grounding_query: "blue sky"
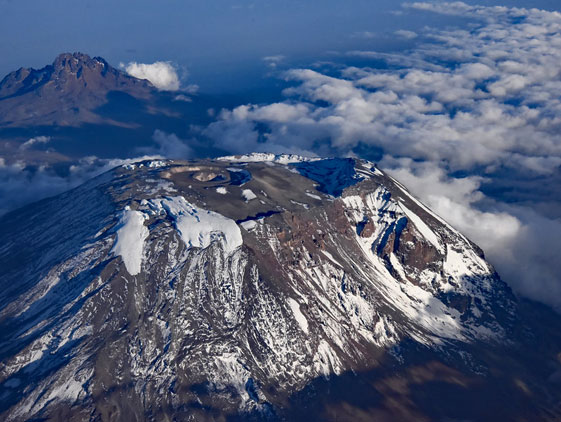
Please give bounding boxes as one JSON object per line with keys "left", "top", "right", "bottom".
{"left": 0, "top": 0, "right": 409, "bottom": 91}
{"left": 1, "top": 0, "right": 558, "bottom": 92}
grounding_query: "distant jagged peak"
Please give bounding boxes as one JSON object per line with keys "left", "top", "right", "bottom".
{"left": 0, "top": 51, "right": 156, "bottom": 126}
{"left": 51, "top": 52, "right": 109, "bottom": 73}
{"left": 0, "top": 51, "right": 145, "bottom": 94}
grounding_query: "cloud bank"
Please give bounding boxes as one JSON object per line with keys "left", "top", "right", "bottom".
{"left": 122, "top": 61, "right": 181, "bottom": 91}
{"left": 0, "top": 130, "right": 197, "bottom": 215}
{"left": 202, "top": 2, "right": 561, "bottom": 310}
{"left": 0, "top": 156, "right": 158, "bottom": 217}
{"left": 381, "top": 158, "right": 561, "bottom": 309}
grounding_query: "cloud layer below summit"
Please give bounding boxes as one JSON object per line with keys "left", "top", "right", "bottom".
{"left": 206, "top": 2, "right": 561, "bottom": 174}
{"left": 200, "top": 2, "right": 561, "bottom": 309}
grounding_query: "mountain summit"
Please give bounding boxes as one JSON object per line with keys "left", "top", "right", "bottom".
{"left": 0, "top": 52, "right": 154, "bottom": 127}
{"left": 1, "top": 154, "right": 560, "bottom": 421}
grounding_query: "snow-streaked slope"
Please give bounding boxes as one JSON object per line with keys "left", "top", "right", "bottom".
{"left": 148, "top": 196, "right": 242, "bottom": 255}
{"left": 0, "top": 156, "right": 528, "bottom": 422}
{"left": 111, "top": 207, "right": 149, "bottom": 275}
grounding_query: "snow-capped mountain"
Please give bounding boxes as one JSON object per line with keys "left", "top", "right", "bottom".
{"left": 1, "top": 155, "right": 560, "bottom": 421}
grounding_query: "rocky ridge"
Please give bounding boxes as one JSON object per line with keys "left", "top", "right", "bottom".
{"left": 0, "top": 52, "right": 154, "bottom": 127}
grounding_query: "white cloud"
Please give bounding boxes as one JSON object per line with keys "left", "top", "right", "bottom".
{"left": 202, "top": 2, "right": 561, "bottom": 309}
{"left": 172, "top": 85, "right": 199, "bottom": 102}
{"left": 0, "top": 156, "right": 156, "bottom": 216}
{"left": 394, "top": 29, "right": 418, "bottom": 39}
{"left": 121, "top": 61, "right": 181, "bottom": 91}
{"left": 146, "top": 130, "right": 193, "bottom": 158}
{"left": 19, "top": 136, "right": 51, "bottom": 150}
{"left": 174, "top": 94, "right": 192, "bottom": 102}
{"left": 263, "top": 55, "right": 286, "bottom": 69}
{"left": 382, "top": 157, "right": 561, "bottom": 311}
{"left": 404, "top": 1, "right": 526, "bottom": 22}
{"left": 207, "top": 3, "right": 561, "bottom": 175}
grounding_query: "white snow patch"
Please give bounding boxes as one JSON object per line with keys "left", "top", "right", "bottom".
{"left": 314, "top": 340, "right": 341, "bottom": 376}
{"left": 212, "top": 351, "right": 253, "bottom": 403}
{"left": 122, "top": 159, "right": 168, "bottom": 171}
{"left": 112, "top": 207, "right": 149, "bottom": 275}
{"left": 153, "top": 196, "right": 242, "bottom": 254}
{"left": 373, "top": 315, "right": 398, "bottom": 347}
{"left": 242, "top": 189, "right": 257, "bottom": 201}
{"left": 147, "top": 160, "right": 167, "bottom": 168}
{"left": 240, "top": 220, "right": 258, "bottom": 231}
{"left": 42, "top": 364, "right": 92, "bottom": 407}
{"left": 305, "top": 192, "right": 322, "bottom": 200}
{"left": 218, "top": 153, "right": 320, "bottom": 164}
{"left": 290, "top": 200, "right": 310, "bottom": 209}
{"left": 389, "top": 253, "right": 408, "bottom": 281}
{"left": 443, "top": 248, "right": 479, "bottom": 278}
{"left": 399, "top": 202, "right": 444, "bottom": 253}
{"left": 288, "top": 298, "right": 309, "bottom": 334}
{"left": 216, "top": 187, "right": 228, "bottom": 194}
{"left": 362, "top": 162, "right": 384, "bottom": 176}
{"left": 321, "top": 250, "right": 342, "bottom": 268}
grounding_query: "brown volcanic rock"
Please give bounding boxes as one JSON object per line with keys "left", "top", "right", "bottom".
{"left": 0, "top": 52, "right": 155, "bottom": 127}
{"left": 0, "top": 155, "right": 560, "bottom": 422}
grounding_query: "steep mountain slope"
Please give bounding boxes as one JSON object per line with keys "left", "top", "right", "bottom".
{"left": 0, "top": 52, "right": 233, "bottom": 162}
{"left": 0, "top": 52, "right": 155, "bottom": 127}
{"left": 0, "top": 154, "right": 560, "bottom": 421}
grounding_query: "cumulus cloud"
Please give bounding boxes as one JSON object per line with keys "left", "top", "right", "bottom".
{"left": 394, "top": 29, "right": 418, "bottom": 39}
{"left": 405, "top": 1, "right": 530, "bottom": 22}
{"left": 19, "top": 136, "right": 51, "bottom": 150}
{"left": 202, "top": 2, "right": 561, "bottom": 309}
{"left": 121, "top": 61, "right": 181, "bottom": 91}
{"left": 173, "top": 85, "right": 200, "bottom": 102}
{"left": 263, "top": 55, "right": 286, "bottom": 69}
{"left": 173, "top": 94, "right": 192, "bottom": 103}
{"left": 381, "top": 158, "right": 561, "bottom": 311}
{"left": 207, "top": 3, "right": 561, "bottom": 176}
